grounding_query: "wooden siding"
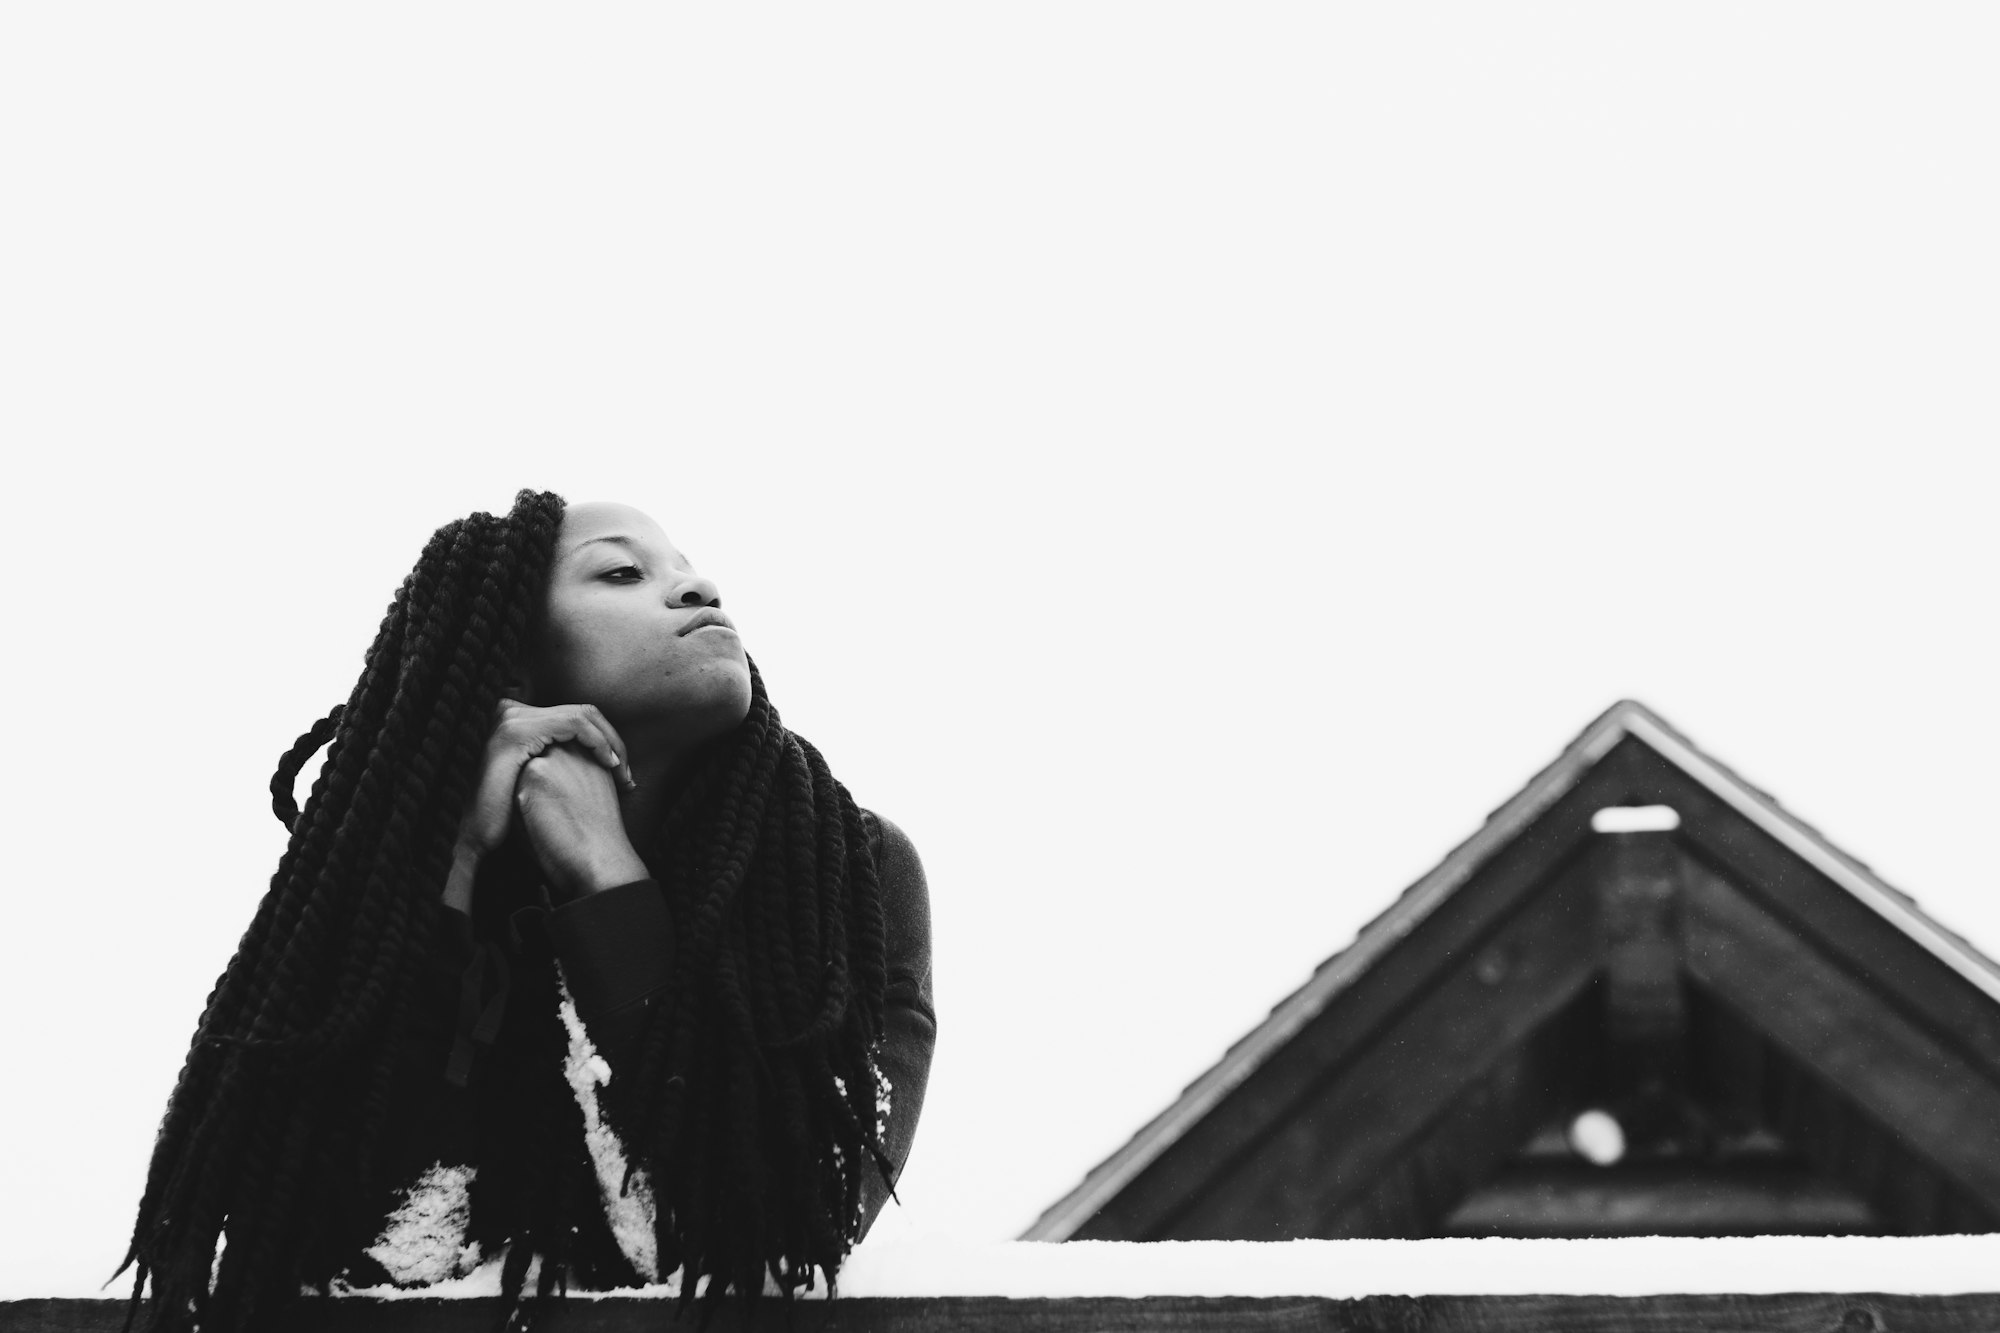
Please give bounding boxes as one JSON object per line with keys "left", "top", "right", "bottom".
{"left": 1680, "top": 857, "right": 2000, "bottom": 1220}
{"left": 1144, "top": 860, "right": 1600, "bottom": 1239}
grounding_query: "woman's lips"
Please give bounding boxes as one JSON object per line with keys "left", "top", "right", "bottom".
{"left": 677, "top": 608, "right": 738, "bottom": 636}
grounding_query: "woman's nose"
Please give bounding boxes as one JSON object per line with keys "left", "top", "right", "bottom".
{"left": 668, "top": 572, "right": 722, "bottom": 608}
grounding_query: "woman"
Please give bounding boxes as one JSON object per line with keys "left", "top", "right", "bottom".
{"left": 116, "top": 490, "right": 935, "bottom": 1331}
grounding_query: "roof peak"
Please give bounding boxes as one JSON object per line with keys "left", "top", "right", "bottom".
{"left": 1023, "top": 699, "right": 2000, "bottom": 1242}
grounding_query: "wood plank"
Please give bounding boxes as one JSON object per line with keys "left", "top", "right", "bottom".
{"left": 1074, "top": 745, "right": 1648, "bottom": 1240}
{"left": 1679, "top": 861, "right": 2000, "bottom": 1215}
{"left": 1444, "top": 1161, "right": 1877, "bottom": 1237}
{"left": 1596, "top": 832, "right": 1689, "bottom": 1147}
{"left": 1683, "top": 985, "right": 1983, "bottom": 1233}
{"left": 1598, "top": 832, "right": 1686, "bottom": 1047}
{"left": 1323, "top": 989, "right": 1599, "bottom": 1237}
{"left": 19, "top": 1294, "right": 2000, "bottom": 1333}
{"left": 1684, "top": 979, "right": 1770, "bottom": 1134}
{"left": 1156, "top": 865, "right": 1600, "bottom": 1239}
{"left": 1620, "top": 744, "right": 2000, "bottom": 1081}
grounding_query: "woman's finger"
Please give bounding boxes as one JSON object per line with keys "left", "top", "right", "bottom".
{"left": 577, "top": 703, "right": 638, "bottom": 791}
{"left": 562, "top": 703, "right": 624, "bottom": 775}
{"left": 497, "top": 708, "right": 602, "bottom": 761}
{"left": 463, "top": 706, "right": 605, "bottom": 848}
{"left": 454, "top": 698, "right": 639, "bottom": 885}
{"left": 493, "top": 701, "right": 635, "bottom": 790}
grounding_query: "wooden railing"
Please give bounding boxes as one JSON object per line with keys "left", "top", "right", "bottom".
{"left": 15, "top": 1236, "right": 2000, "bottom": 1331}
{"left": 11, "top": 1293, "right": 2000, "bottom": 1331}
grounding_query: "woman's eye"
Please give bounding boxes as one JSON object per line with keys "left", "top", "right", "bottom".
{"left": 602, "top": 565, "right": 644, "bottom": 583}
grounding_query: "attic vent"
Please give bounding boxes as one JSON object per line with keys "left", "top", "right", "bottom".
{"left": 1567, "top": 1108, "right": 1627, "bottom": 1166}
{"left": 1591, "top": 805, "right": 1681, "bottom": 833}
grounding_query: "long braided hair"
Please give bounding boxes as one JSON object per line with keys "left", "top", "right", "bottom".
{"left": 116, "top": 489, "right": 893, "bottom": 1331}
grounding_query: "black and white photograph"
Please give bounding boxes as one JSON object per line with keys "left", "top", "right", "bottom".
{"left": 2, "top": 6, "right": 1996, "bottom": 1330}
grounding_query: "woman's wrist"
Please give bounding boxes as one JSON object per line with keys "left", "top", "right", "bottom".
{"left": 560, "top": 840, "right": 651, "bottom": 900}
{"left": 442, "top": 842, "right": 482, "bottom": 916}
{"left": 444, "top": 834, "right": 646, "bottom": 912}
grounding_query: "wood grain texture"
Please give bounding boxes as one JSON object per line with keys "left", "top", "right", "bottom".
{"left": 15, "top": 1294, "right": 2000, "bottom": 1332}
{"left": 1155, "top": 864, "right": 1600, "bottom": 1239}
{"left": 1444, "top": 1161, "right": 1876, "bottom": 1236}
{"left": 1679, "top": 860, "right": 2000, "bottom": 1216}
{"left": 1619, "top": 745, "right": 2000, "bottom": 1082}
{"left": 1326, "top": 988, "right": 1599, "bottom": 1237}
{"left": 1679, "top": 979, "right": 1982, "bottom": 1233}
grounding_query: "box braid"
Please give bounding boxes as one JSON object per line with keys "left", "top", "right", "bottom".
{"left": 116, "top": 489, "right": 894, "bottom": 1332}
{"left": 595, "top": 665, "right": 896, "bottom": 1324}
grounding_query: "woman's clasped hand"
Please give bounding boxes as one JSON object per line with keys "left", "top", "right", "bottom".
{"left": 446, "top": 698, "right": 648, "bottom": 911}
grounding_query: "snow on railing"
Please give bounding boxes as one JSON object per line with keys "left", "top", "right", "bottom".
{"left": 31, "top": 1236, "right": 2000, "bottom": 1306}
{"left": 191, "top": 1235, "right": 2000, "bottom": 1302}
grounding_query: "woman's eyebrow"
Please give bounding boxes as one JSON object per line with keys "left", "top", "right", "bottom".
{"left": 565, "top": 534, "right": 644, "bottom": 560}
{"left": 565, "top": 534, "right": 695, "bottom": 572}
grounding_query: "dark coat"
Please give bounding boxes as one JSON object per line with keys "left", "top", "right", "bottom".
{"left": 332, "top": 807, "right": 935, "bottom": 1288}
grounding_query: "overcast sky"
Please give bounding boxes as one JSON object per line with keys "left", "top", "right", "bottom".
{"left": 3, "top": 3, "right": 1995, "bottom": 1297}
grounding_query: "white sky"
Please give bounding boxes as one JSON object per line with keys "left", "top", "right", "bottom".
{"left": 2, "top": 2, "right": 1995, "bottom": 1298}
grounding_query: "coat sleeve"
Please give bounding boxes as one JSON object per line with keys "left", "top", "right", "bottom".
{"left": 544, "top": 878, "right": 676, "bottom": 1073}
{"left": 856, "top": 812, "right": 937, "bottom": 1239}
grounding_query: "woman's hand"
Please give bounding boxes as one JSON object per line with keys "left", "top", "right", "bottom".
{"left": 443, "top": 699, "right": 639, "bottom": 913}
{"left": 512, "top": 744, "right": 651, "bottom": 902}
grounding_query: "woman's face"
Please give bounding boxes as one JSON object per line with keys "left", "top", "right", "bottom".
{"left": 524, "top": 501, "right": 753, "bottom": 751}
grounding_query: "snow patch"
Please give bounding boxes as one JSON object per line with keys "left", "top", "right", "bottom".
{"left": 363, "top": 1164, "right": 481, "bottom": 1286}
{"left": 837, "top": 1061, "right": 895, "bottom": 1145}
{"left": 556, "top": 970, "right": 660, "bottom": 1282}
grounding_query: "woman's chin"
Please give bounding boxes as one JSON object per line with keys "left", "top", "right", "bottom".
{"left": 655, "top": 666, "right": 754, "bottom": 742}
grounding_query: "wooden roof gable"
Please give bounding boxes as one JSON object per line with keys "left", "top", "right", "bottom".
{"left": 1024, "top": 700, "right": 2000, "bottom": 1242}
